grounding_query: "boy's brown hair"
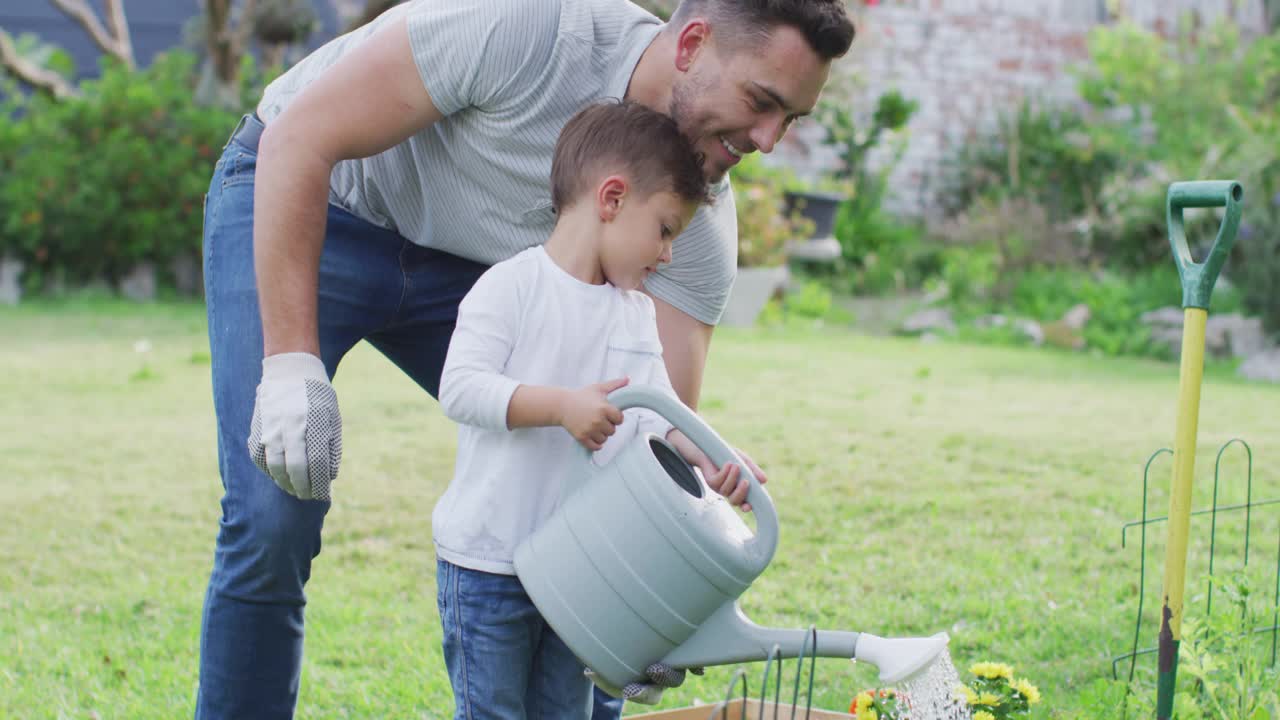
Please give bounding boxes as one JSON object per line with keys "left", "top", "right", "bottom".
{"left": 550, "top": 100, "right": 711, "bottom": 215}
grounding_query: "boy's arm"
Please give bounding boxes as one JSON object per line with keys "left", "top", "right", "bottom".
{"left": 439, "top": 268, "right": 626, "bottom": 448}
{"left": 437, "top": 272, "right": 577, "bottom": 431}
{"left": 438, "top": 270, "right": 524, "bottom": 431}
{"left": 505, "top": 386, "right": 568, "bottom": 428}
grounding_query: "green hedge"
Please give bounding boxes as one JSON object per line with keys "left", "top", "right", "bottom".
{"left": 0, "top": 52, "right": 250, "bottom": 293}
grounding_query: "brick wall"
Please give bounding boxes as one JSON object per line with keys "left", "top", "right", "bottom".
{"left": 774, "top": 0, "right": 1268, "bottom": 216}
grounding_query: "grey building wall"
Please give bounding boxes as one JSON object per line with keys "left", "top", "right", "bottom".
{"left": 774, "top": 0, "right": 1268, "bottom": 216}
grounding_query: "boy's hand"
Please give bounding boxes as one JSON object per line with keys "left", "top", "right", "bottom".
{"left": 559, "top": 377, "right": 629, "bottom": 450}
{"left": 666, "top": 430, "right": 768, "bottom": 512}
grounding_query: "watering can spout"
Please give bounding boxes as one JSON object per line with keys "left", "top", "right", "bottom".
{"left": 853, "top": 631, "right": 951, "bottom": 684}
{"left": 659, "top": 601, "right": 949, "bottom": 685}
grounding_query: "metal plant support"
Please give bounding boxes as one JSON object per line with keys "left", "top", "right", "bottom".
{"left": 708, "top": 626, "right": 821, "bottom": 720}
{"left": 1112, "top": 438, "right": 1280, "bottom": 708}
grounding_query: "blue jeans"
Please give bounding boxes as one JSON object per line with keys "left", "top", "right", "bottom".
{"left": 437, "top": 559, "right": 594, "bottom": 719}
{"left": 196, "top": 114, "right": 491, "bottom": 719}
{"left": 591, "top": 689, "right": 624, "bottom": 720}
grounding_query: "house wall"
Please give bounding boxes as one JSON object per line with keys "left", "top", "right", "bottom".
{"left": 0, "top": 0, "right": 346, "bottom": 80}
{"left": 775, "top": 0, "right": 1268, "bottom": 216}
{"left": 0, "top": 1, "right": 200, "bottom": 78}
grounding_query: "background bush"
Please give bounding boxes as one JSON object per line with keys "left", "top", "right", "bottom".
{"left": 1074, "top": 20, "right": 1279, "bottom": 327}
{"left": 0, "top": 50, "right": 266, "bottom": 293}
{"left": 933, "top": 17, "right": 1279, "bottom": 347}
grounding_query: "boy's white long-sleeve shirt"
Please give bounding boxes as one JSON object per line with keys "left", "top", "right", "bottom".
{"left": 434, "top": 246, "right": 678, "bottom": 575}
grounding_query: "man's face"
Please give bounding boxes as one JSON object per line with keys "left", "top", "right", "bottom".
{"left": 670, "top": 24, "right": 831, "bottom": 183}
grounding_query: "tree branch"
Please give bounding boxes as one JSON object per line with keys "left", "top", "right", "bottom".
{"left": 0, "top": 29, "right": 79, "bottom": 99}
{"left": 205, "top": 0, "right": 255, "bottom": 84}
{"left": 48, "top": 0, "right": 134, "bottom": 69}
{"left": 231, "top": 0, "right": 257, "bottom": 55}
{"left": 104, "top": 0, "right": 135, "bottom": 68}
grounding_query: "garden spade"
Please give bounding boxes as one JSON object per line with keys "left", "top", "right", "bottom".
{"left": 1155, "top": 180, "right": 1243, "bottom": 720}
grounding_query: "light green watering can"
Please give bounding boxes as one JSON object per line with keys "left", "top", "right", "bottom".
{"left": 513, "top": 385, "right": 950, "bottom": 692}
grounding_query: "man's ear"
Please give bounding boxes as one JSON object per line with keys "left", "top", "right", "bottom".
{"left": 674, "top": 19, "right": 710, "bottom": 72}
{"left": 596, "top": 175, "right": 629, "bottom": 222}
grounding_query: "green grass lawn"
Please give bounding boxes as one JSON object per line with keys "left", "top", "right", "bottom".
{"left": 2, "top": 299, "right": 1278, "bottom": 719}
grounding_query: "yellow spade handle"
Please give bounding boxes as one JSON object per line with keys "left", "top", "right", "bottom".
{"left": 1158, "top": 308, "right": 1207, "bottom": 646}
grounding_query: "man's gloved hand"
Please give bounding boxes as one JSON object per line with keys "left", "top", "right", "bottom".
{"left": 247, "top": 352, "right": 342, "bottom": 501}
{"left": 586, "top": 662, "right": 704, "bottom": 705}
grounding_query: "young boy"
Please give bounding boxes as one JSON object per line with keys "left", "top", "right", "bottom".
{"left": 432, "top": 100, "right": 743, "bottom": 718}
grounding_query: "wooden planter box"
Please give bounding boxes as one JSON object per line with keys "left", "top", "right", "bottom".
{"left": 630, "top": 698, "right": 854, "bottom": 719}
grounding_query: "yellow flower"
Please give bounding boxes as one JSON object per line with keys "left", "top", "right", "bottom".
{"left": 855, "top": 692, "right": 874, "bottom": 715}
{"left": 864, "top": 710, "right": 878, "bottom": 720}
{"left": 977, "top": 692, "right": 1001, "bottom": 706}
{"left": 970, "top": 662, "right": 1014, "bottom": 680}
{"left": 1014, "top": 677, "right": 1042, "bottom": 704}
{"left": 973, "top": 712, "right": 996, "bottom": 720}
{"left": 956, "top": 684, "right": 978, "bottom": 705}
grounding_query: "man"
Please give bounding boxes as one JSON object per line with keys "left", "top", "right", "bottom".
{"left": 196, "top": 1, "right": 854, "bottom": 718}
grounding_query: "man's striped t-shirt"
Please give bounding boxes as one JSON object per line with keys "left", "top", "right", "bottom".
{"left": 257, "top": 0, "right": 738, "bottom": 325}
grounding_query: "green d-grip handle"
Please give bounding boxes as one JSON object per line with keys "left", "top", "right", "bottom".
{"left": 1166, "top": 181, "right": 1244, "bottom": 310}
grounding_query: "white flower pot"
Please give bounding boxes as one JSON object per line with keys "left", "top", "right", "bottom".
{"left": 721, "top": 265, "right": 788, "bottom": 327}
{"left": 118, "top": 262, "right": 157, "bottom": 302}
{"left": 0, "top": 255, "right": 24, "bottom": 305}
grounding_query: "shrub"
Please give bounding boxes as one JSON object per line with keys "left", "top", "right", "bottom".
{"left": 1, "top": 49, "right": 272, "bottom": 294}
{"left": 931, "top": 195, "right": 1084, "bottom": 303}
{"left": 936, "top": 18, "right": 1279, "bottom": 335}
{"left": 1077, "top": 19, "right": 1280, "bottom": 319}
{"left": 729, "top": 153, "right": 811, "bottom": 267}
{"left": 948, "top": 263, "right": 1246, "bottom": 359}
{"left": 1122, "top": 573, "right": 1280, "bottom": 720}
{"left": 937, "top": 97, "right": 1120, "bottom": 231}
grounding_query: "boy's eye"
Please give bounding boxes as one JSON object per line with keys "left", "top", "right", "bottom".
{"left": 751, "top": 96, "right": 772, "bottom": 113}
{"left": 661, "top": 225, "right": 673, "bottom": 237}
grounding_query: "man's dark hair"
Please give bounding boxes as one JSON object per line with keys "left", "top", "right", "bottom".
{"left": 669, "top": 0, "right": 856, "bottom": 60}
{"left": 550, "top": 100, "right": 710, "bottom": 214}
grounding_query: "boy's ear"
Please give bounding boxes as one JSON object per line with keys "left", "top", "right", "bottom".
{"left": 596, "top": 175, "right": 629, "bottom": 222}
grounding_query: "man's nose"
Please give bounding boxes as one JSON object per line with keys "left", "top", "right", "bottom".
{"left": 748, "top": 116, "right": 785, "bottom": 154}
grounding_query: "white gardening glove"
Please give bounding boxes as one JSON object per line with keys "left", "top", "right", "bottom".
{"left": 246, "top": 352, "right": 342, "bottom": 501}
{"left": 586, "top": 662, "right": 704, "bottom": 705}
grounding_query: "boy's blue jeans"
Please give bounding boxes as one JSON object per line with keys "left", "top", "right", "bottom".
{"left": 196, "top": 114, "right": 625, "bottom": 719}
{"left": 437, "top": 558, "right": 593, "bottom": 718}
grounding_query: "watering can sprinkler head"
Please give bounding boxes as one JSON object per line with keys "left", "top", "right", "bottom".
{"left": 854, "top": 631, "right": 951, "bottom": 684}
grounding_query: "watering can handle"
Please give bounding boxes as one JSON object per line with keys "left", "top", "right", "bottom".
{"left": 604, "top": 384, "right": 780, "bottom": 571}
{"left": 1166, "top": 181, "right": 1243, "bottom": 310}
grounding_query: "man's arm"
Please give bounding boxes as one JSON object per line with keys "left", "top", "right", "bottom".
{"left": 650, "top": 295, "right": 714, "bottom": 409}
{"left": 254, "top": 16, "right": 443, "bottom": 356}
{"left": 649, "top": 293, "right": 770, "bottom": 500}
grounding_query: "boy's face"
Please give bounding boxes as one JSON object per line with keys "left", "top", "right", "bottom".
{"left": 670, "top": 23, "right": 831, "bottom": 183}
{"left": 599, "top": 186, "right": 696, "bottom": 291}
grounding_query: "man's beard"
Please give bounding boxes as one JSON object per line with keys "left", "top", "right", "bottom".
{"left": 669, "top": 73, "right": 723, "bottom": 183}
